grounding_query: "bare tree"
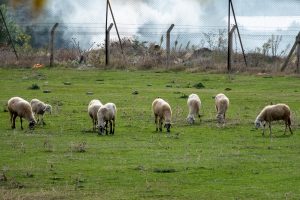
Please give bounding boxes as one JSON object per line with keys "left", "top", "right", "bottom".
{"left": 271, "top": 35, "right": 282, "bottom": 57}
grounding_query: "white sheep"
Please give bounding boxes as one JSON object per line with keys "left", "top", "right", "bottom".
{"left": 88, "top": 99, "right": 103, "bottom": 131}
{"left": 255, "top": 103, "right": 293, "bottom": 136}
{"left": 97, "top": 103, "right": 117, "bottom": 135}
{"left": 215, "top": 93, "right": 229, "bottom": 124}
{"left": 187, "top": 93, "right": 201, "bottom": 124}
{"left": 30, "top": 98, "right": 52, "bottom": 125}
{"left": 7, "top": 97, "right": 36, "bottom": 130}
{"left": 152, "top": 98, "right": 172, "bottom": 132}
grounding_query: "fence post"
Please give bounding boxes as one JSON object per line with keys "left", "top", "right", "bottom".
{"left": 166, "top": 24, "right": 174, "bottom": 68}
{"left": 50, "top": 23, "right": 59, "bottom": 67}
{"left": 0, "top": 8, "right": 18, "bottom": 60}
{"left": 105, "top": 23, "right": 114, "bottom": 66}
{"left": 228, "top": 25, "right": 237, "bottom": 72}
{"left": 281, "top": 32, "right": 300, "bottom": 72}
{"left": 228, "top": 0, "right": 247, "bottom": 68}
{"left": 297, "top": 38, "right": 300, "bottom": 73}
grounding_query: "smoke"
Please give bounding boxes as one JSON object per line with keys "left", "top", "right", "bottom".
{"left": 7, "top": 0, "right": 300, "bottom": 49}
{"left": 40, "top": 0, "right": 224, "bottom": 48}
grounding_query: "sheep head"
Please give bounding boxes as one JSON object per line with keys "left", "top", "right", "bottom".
{"left": 98, "top": 122, "right": 106, "bottom": 135}
{"left": 254, "top": 119, "right": 264, "bottom": 129}
{"left": 29, "top": 120, "right": 36, "bottom": 130}
{"left": 187, "top": 115, "right": 195, "bottom": 124}
{"left": 164, "top": 123, "right": 171, "bottom": 132}
{"left": 44, "top": 104, "right": 52, "bottom": 114}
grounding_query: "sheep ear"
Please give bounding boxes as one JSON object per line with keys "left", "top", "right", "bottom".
{"left": 43, "top": 107, "right": 47, "bottom": 111}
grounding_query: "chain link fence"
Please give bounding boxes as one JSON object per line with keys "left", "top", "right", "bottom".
{"left": 1, "top": 0, "right": 300, "bottom": 72}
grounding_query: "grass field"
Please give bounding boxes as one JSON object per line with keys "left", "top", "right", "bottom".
{"left": 0, "top": 68, "right": 300, "bottom": 200}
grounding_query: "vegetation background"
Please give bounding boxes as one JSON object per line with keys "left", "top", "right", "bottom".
{"left": 0, "top": 68, "right": 299, "bottom": 199}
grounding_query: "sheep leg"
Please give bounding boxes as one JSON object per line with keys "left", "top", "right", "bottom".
{"left": 109, "top": 120, "right": 113, "bottom": 134}
{"left": 41, "top": 116, "right": 46, "bottom": 125}
{"left": 9, "top": 112, "right": 13, "bottom": 127}
{"left": 154, "top": 115, "right": 158, "bottom": 132}
{"left": 159, "top": 118, "right": 163, "bottom": 132}
{"left": 95, "top": 120, "right": 98, "bottom": 132}
{"left": 105, "top": 121, "right": 108, "bottom": 135}
{"left": 20, "top": 117, "right": 23, "bottom": 130}
{"left": 284, "top": 123, "right": 287, "bottom": 135}
{"left": 286, "top": 119, "right": 293, "bottom": 135}
{"left": 12, "top": 114, "right": 17, "bottom": 129}
{"left": 288, "top": 126, "right": 293, "bottom": 134}
{"left": 262, "top": 124, "right": 265, "bottom": 136}
{"left": 112, "top": 119, "right": 115, "bottom": 135}
{"left": 92, "top": 119, "right": 95, "bottom": 131}
{"left": 287, "top": 122, "right": 293, "bottom": 135}
{"left": 268, "top": 123, "right": 272, "bottom": 137}
{"left": 36, "top": 116, "right": 40, "bottom": 124}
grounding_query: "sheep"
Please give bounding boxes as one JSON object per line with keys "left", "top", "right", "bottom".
{"left": 152, "top": 98, "right": 172, "bottom": 132}
{"left": 97, "top": 103, "right": 117, "bottom": 135}
{"left": 255, "top": 103, "right": 293, "bottom": 136}
{"left": 88, "top": 99, "right": 103, "bottom": 131}
{"left": 215, "top": 93, "right": 229, "bottom": 124}
{"left": 7, "top": 97, "right": 36, "bottom": 130}
{"left": 186, "top": 93, "right": 201, "bottom": 124}
{"left": 30, "top": 98, "right": 52, "bottom": 125}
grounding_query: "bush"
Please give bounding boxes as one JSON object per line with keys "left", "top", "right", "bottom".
{"left": 28, "top": 83, "right": 40, "bottom": 90}
{"left": 193, "top": 82, "right": 205, "bottom": 89}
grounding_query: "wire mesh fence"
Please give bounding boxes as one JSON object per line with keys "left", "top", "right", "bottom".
{"left": 1, "top": 0, "right": 300, "bottom": 72}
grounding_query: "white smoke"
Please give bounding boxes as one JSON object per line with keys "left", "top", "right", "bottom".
{"left": 38, "top": 0, "right": 300, "bottom": 49}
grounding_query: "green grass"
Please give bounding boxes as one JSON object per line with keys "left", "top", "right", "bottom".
{"left": 0, "top": 68, "right": 300, "bottom": 199}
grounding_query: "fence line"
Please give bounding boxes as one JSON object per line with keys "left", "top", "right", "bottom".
{"left": 0, "top": 22, "right": 299, "bottom": 72}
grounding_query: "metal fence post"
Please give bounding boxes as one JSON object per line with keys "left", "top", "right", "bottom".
{"left": 281, "top": 32, "right": 300, "bottom": 72}
{"left": 228, "top": 25, "right": 237, "bottom": 72}
{"left": 166, "top": 24, "right": 174, "bottom": 68}
{"left": 0, "top": 8, "right": 18, "bottom": 60}
{"left": 297, "top": 40, "right": 300, "bottom": 73}
{"left": 105, "top": 23, "right": 114, "bottom": 66}
{"left": 50, "top": 23, "right": 59, "bottom": 67}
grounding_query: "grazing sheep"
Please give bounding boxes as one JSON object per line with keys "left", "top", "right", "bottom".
{"left": 187, "top": 93, "right": 201, "bottom": 124}
{"left": 215, "top": 93, "right": 229, "bottom": 124}
{"left": 255, "top": 103, "right": 293, "bottom": 136}
{"left": 7, "top": 97, "right": 36, "bottom": 130}
{"left": 88, "top": 99, "right": 103, "bottom": 131}
{"left": 97, "top": 103, "right": 117, "bottom": 135}
{"left": 152, "top": 98, "right": 172, "bottom": 132}
{"left": 30, "top": 98, "right": 52, "bottom": 125}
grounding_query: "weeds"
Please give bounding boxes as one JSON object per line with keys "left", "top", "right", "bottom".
{"left": 70, "top": 142, "right": 87, "bottom": 153}
{"left": 43, "top": 138, "right": 54, "bottom": 152}
{"left": 28, "top": 83, "right": 40, "bottom": 90}
{"left": 193, "top": 82, "right": 205, "bottom": 89}
{"left": 179, "top": 93, "right": 189, "bottom": 99}
{"left": 73, "top": 174, "right": 85, "bottom": 190}
{"left": 153, "top": 168, "right": 176, "bottom": 173}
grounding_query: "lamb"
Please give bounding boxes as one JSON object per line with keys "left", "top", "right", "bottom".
{"left": 7, "top": 97, "right": 36, "bottom": 130}
{"left": 30, "top": 98, "right": 52, "bottom": 125}
{"left": 187, "top": 93, "right": 201, "bottom": 124}
{"left": 152, "top": 98, "right": 172, "bottom": 132}
{"left": 97, "top": 103, "right": 117, "bottom": 135}
{"left": 215, "top": 93, "right": 229, "bottom": 124}
{"left": 255, "top": 103, "right": 293, "bottom": 136}
{"left": 88, "top": 99, "right": 103, "bottom": 131}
